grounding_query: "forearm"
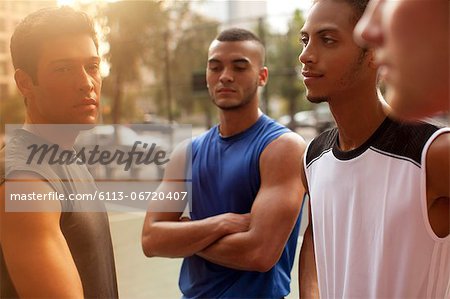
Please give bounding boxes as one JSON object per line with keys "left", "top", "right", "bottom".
{"left": 197, "top": 198, "right": 302, "bottom": 272}
{"left": 299, "top": 225, "right": 319, "bottom": 298}
{"left": 142, "top": 214, "right": 245, "bottom": 258}
{"left": 197, "top": 230, "right": 266, "bottom": 271}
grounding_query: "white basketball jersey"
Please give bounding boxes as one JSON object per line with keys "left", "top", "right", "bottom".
{"left": 304, "top": 117, "right": 450, "bottom": 298}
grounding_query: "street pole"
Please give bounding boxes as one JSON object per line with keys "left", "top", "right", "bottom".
{"left": 258, "top": 16, "right": 270, "bottom": 116}
{"left": 163, "top": 30, "right": 173, "bottom": 123}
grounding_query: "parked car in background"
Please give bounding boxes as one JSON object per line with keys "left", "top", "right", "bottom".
{"left": 277, "top": 103, "right": 335, "bottom": 133}
{"left": 278, "top": 110, "right": 317, "bottom": 128}
{"left": 314, "top": 103, "right": 335, "bottom": 133}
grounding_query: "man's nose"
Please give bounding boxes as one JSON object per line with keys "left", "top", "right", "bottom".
{"left": 219, "top": 67, "right": 234, "bottom": 83}
{"left": 299, "top": 43, "right": 317, "bottom": 65}
{"left": 77, "top": 67, "right": 95, "bottom": 94}
{"left": 354, "top": 0, "right": 384, "bottom": 48}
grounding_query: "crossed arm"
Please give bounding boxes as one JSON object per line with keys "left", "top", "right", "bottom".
{"left": 0, "top": 172, "right": 83, "bottom": 298}
{"left": 142, "top": 133, "right": 306, "bottom": 272}
{"left": 141, "top": 141, "right": 251, "bottom": 258}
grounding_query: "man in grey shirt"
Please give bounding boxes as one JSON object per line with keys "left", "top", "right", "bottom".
{"left": 0, "top": 6, "right": 118, "bottom": 298}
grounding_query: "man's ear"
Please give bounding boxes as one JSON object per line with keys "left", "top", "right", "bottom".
{"left": 14, "top": 69, "right": 35, "bottom": 98}
{"left": 258, "top": 67, "right": 269, "bottom": 87}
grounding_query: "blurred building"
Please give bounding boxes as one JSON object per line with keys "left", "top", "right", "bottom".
{"left": 191, "top": 0, "right": 267, "bottom": 31}
{"left": 0, "top": 0, "right": 56, "bottom": 100}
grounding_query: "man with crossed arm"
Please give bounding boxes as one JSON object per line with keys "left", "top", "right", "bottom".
{"left": 142, "top": 28, "right": 306, "bottom": 299}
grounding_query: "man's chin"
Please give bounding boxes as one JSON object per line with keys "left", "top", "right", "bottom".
{"left": 74, "top": 116, "right": 98, "bottom": 127}
{"left": 306, "top": 95, "right": 329, "bottom": 104}
{"left": 213, "top": 98, "right": 248, "bottom": 111}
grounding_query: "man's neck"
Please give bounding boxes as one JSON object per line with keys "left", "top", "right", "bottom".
{"left": 329, "top": 88, "right": 388, "bottom": 152}
{"left": 218, "top": 103, "right": 262, "bottom": 137}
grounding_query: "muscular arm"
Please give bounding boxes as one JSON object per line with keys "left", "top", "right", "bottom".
{"left": 426, "top": 132, "right": 450, "bottom": 238}
{"left": 0, "top": 172, "right": 83, "bottom": 298}
{"left": 299, "top": 154, "right": 319, "bottom": 298}
{"left": 196, "top": 133, "right": 306, "bottom": 272}
{"left": 299, "top": 206, "right": 319, "bottom": 298}
{"left": 142, "top": 141, "right": 250, "bottom": 258}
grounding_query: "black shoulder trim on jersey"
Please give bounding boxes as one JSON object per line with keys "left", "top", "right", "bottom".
{"left": 369, "top": 146, "right": 421, "bottom": 168}
{"left": 370, "top": 119, "right": 438, "bottom": 166}
{"left": 305, "top": 128, "right": 338, "bottom": 168}
{"left": 331, "top": 117, "right": 392, "bottom": 161}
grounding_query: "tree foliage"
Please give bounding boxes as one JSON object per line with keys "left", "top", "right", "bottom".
{"left": 267, "top": 9, "right": 311, "bottom": 128}
{"left": 171, "top": 14, "right": 219, "bottom": 125}
{"left": 102, "top": 0, "right": 168, "bottom": 123}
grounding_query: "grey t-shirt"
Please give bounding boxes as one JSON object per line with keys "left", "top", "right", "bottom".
{"left": 0, "top": 129, "right": 118, "bottom": 298}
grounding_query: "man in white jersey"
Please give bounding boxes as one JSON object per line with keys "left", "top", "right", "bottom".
{"left": 298, "top": 0, "right": 450, "bottom": 298}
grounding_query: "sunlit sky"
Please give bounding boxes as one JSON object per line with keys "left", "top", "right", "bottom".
{"left": 57, "top": 0, "right": 311, "bottom": 32}
{"left": 57, "top": 0, "right": 117, "bottom": 5}
{"left": 267, "top": 0, "right": 311, "bottom": 18}
{"left": 267, "top": 0, "right": 311, "bottom": 32}
{"left": 56, "top": 0, "right": 312, "bottom": 76}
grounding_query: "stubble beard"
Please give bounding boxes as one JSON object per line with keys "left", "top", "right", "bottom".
{"left": 211, "top": 82, "right": 259, "bottom": 111}
{"left": 307, "top": 49, "right": 367, "bottom": 105}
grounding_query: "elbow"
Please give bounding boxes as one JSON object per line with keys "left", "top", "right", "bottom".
{"left": 141, "top": 230, "right": 156, "bottom": 257}
{"left": 249, "top": 248, "right": 281, "bottom": 272}
{"left": 253, "top": 260, "right": 276, "bottom": 273}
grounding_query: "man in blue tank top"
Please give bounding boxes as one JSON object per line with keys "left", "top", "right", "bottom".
{"left": 142, "top": 28, "right": 306, "bottom": 298}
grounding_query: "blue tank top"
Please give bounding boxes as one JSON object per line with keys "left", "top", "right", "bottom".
{"left": 179, "top": 114, "right": 301, "bottom": 298}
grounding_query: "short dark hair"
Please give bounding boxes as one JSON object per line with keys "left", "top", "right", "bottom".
{"left": 215, "top": 28, "right": 265, "bottom": 64}
{"left": 313, "top": 0, "right": 369, "bottom": 24}
{"left": 216, "top": 28, "right": 263, "bottom": 45}
{"left": 341, "top": 0, "right": 369, "bottom": 23}
{"left": 10, "top": 6, "right": 98, "bottom": 82}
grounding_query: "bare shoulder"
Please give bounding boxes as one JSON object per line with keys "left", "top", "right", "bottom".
{"left": 0, "top": 171, "right": 61, "bottom": 216}
{"left": 259, "top": 132, "right": 306, "bottom": 183}
{"left": 426, "top": 131, "right": 450, "bottom": 199}
{"left": 163, "top": 138, "right": 192, "bottom": 180}
{"left": 1, "top": 171, "right": 62, "bottom": 243}
{"left": 171, "top": 138, "right": 192, "bottom": 158}
{"left": 262, "top": 132, "right": 307, "bottom": 159}
{"left": 426, "top": 131, "right": 450, "bottom": 175}
{"left": 427, "top": 131, "right": 450, "bottom": 160}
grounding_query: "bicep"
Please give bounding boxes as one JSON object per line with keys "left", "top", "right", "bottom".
{"left": 249, "top": 134, "right": 306, "bottom": 251}
{"left": 1, "top": 173, "right": 83, "bottom": 298}
{"left": 425, "top": 132, "right": 450, "bottom": 237}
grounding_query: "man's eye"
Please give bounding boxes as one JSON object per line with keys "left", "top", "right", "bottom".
{"left": 322, "top": 37, "right": 336, "bottom": 45}
{"left": 300, "top": 37, "right": 309, "bottom": 46}
{"left": 234, "top": 66, "right": 246, "bottom": 71}
{"left": 55, "top": 66, "right": 72, "bottom": 73}
{"left": 208, "top": 66, "right": 221, "bottom": 72}
{"left": 87, "top": 64, "right": 99, "bottom": 72}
